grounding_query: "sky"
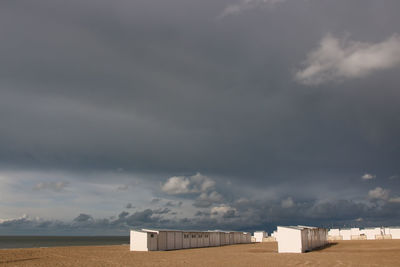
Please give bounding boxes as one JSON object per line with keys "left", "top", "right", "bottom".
{"left": 1, "top": 0, "right": 400, "bottom": 235}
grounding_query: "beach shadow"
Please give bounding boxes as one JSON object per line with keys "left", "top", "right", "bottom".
{"left": 311, "top": 242, "right": 338, "bottom": 252}
{"left": 0, "top": 257, "right": 41, "bottom": 264}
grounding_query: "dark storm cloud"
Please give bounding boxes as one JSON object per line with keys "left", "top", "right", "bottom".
{"left": 2, "top": 197, "right": 399, "bottom": 234}
{"left": 0, "top": 209, "right": 168, "bottom": 235}
{"left": 125, "top": 203, "right": 135, "bottom": 209}
{"left": 73, "top": 214, "right": 94, "bottom": 223}
{"left": 1, "top": 0, "right": 400, "bottom": 231}
{"left": 164, "top": 201, "right": 183, "bottom": 208}
{"left": 1, "top": 0, "right": 400, "bottom": 178}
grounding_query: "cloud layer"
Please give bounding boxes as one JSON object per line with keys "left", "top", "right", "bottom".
{"left": 1, "top": 0, "right": 400, "bottom": 234}
{"left": 219, "top": 0, "right": 288, "bottom": 18}
{"left": 162, "top": 173, "right": 215, "bottom": 195}
{"left": 295, "top": 34, "right": 400, "bottom": 85}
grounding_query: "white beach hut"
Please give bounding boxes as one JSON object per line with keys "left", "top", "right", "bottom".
{"left": 277, "top": 226, "right": 328, "bottom": 253}
{"left": 130, "top": 230, "right": 159, "bottom": 251}
{"left": 387, "top": 227, "right": 400, "bottom": 239}
{"left": 364, "top": 228, "right": 382, "bottom": 240}
{"left": 254, "top": 231, "right": 267, "bottom": 242}
{"left": 328, "top": 229, "right": 342, "bottom": 240}
{"left": 339, "top": 228, "right": 352, "bottom": 240}
{"left": 130, "top": 228, "right": 251, "bottom": 251}
{"left": 350, "top": 228, "right": 361, "bottom": 240}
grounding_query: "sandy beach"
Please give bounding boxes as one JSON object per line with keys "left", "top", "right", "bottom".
{"left": 1, "top": 240, "right": 400, "bottom": 266}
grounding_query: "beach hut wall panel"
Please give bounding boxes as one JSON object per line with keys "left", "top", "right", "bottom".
{"left": 216, "top": 232, "right": 221, "bottom": 246}
{"left": 158, "top": 231, "right": 168, "bottom": 251}
{"left": 244, "top": 233, "right": 251, "bottom": 243}
{"left": 320, "top": 229, "right": 327, "bottom": 246}
{"left": 218, "top": 232, "right": 225, "bottom": 246}
{"left": 183, "top": 233, "right": 190, "bottom": 248}
{"left": 175, "top": 232, "right": 183, "bottom": 249}
{"left": 148, "top": 232, "right": 159, "bottom": 251}
{"left": 222, "top": 232, "right": 229, "bottom": 245}
{"left": 233, "top": 232, "right": 241, "bottom": 244}
{"left": 218, "top": 232, "right": 224, "bottom": 245}
{"left": 244, "top": 233, "right": 249, "bottom": 243}
{"left": 215, "top": 232, "right": 221, "bottom": 246}
{"left": 208, "top": 232, "right": 214, "bottom": 246}
{"left": 198, "top": 233, "right": 204, "bottom": 247}
{"left": 209, "top": 232, "right": 216, "bottom": 246}
{"left": 229, "top": 232, "right": 234, "bottom": 244}
{"left": 167, "top": 231, "right": 175, "bottom": 250}
{"left": 222, "top": 233, "right": 228, "bottom": 245}
{"left": 205, "top": 233, "right": 210, "bottom": 246}
{"left": 225, "top": 233, "right": 230, "bottom": 245}
{"left": 190, "top": 233, "right": 198, "bottom": 248}
{"left": 203, "top": 233, "right": 210, "bottom": 246}
{"left": 228, "top": 233, "right": 233, "bottom": 244}
{"left": 242, "top": 232, "right": 251, "bottom": 244}
{"left": 240, "top": 233, "right": 246, "bottom": 243}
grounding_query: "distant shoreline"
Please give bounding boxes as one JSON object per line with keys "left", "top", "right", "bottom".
{"left": 0, "top": 236, "right": 129, "bottom": 249}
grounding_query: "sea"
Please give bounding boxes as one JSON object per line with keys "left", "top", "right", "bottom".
{"left": 0, "top": 236, "right": 129, "bottom": 249}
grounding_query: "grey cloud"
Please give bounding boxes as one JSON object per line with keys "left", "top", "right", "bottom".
{"left": 151, "top": 198, "right": 161, "bottom": 204}
{"left": 153, "top": 208, "right": 171, "bottom": 215}
{"left": 193, "top": 191, "right": 224, "bottom": 208}
{"left": 118, "top": 211, "right": 129, "bottom": 219}
{"left": 1, "top": 0, "right": 400, "bottom": 233}
{"left": 117, "top": 184, "right": 129, "bottom": 191}
{"left": 33, "top": 181, "right": 69, "bottom": 192}
{"left": 1, "top": 196, "right": 400, "bottom": 235}
{"left": 165, "top": 201, "right": 183, "bottom": 207}
{"left": 219, "top": 0, "right": 288, "bottom": 18}
{"left": 295, "top": 34, "right": 400, "bottom": 85}
{"left": 368, "top": 187, "right": 390, "bottom": 200}
{"left": 223, "top": 209, "right": 237, "bottom": 219}
{"left": 125, "top": 209, "right": 155, "bottom": 225}
{"left": 281, "top": 197, "right": 294, "bottom": 208}
{"left": 195, "top": 211, "right": 211, "bottom": 217}
{"left": 162, "top": 173, "right": 215, "bottom": 195}
{"left": 125, "top": 203, "right": 135, "bottom": 209}
{"left": 389, "top": 197, "right": 400, "bottom": 203}
{"left": 362, "top": 173, "right": 376, "bottom": 180}
{"left": 73, "top": 213, "right": 94, "bottom": 223}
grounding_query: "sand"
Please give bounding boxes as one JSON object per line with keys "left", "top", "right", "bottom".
{"left": 1, "top": 240, "right": 400, "bottom": 266}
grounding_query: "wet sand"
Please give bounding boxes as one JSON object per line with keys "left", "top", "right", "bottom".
{"left": 1, "top": 240, "right": 400, "bottom": 266}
